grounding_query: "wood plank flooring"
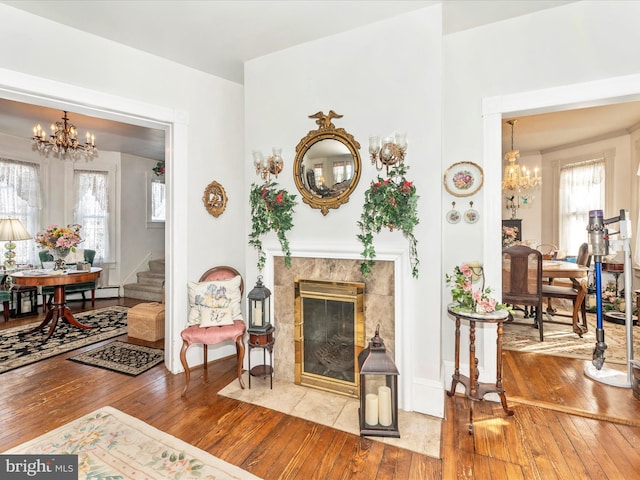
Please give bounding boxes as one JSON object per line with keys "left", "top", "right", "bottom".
{"left": 1, "top": 298, "right": 639, "bottom": 478}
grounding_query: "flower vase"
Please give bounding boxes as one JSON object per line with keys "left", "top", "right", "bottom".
{"left": 51, "top": 248, "right": 70, "bottom": 270}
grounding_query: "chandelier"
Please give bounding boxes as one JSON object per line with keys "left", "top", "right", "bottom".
{"left": 501, "top": 119, "right": 541, "bottom": 193}
{"left": 32, "top": 110, "right": 97, "bottom": 160}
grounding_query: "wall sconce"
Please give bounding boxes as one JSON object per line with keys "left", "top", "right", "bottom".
{"left": 357, "top": 325, "right": 400, "bottom": 438}
{"left": 368, "top": 132, "right": 407, "bottom": 174}
{"left": 0, "top": 218, "right": 32, "bottom": 269}
{"left": 253, "top": 148, "right": 284, "bottom": 182}
{"left": 247, "top": 275, "right": 272, "bottom": 333}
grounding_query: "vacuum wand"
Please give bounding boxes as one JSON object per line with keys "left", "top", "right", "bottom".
{"left": 587, "top": 210, "right": 607, "bottom": 369}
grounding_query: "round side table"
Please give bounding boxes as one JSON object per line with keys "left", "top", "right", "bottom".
{"left": 248, "top": 325, "right": 275, "bottom": 389}
{"left": 446, "top": 305, "right": 514, "bottom": 434}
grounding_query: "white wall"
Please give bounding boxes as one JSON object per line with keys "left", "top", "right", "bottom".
{"left": 0, "top": 4, "right": 245, "bottom": 372}
{"left": 121, "top": 153, "right": 165, "bottom": 284}
{"left": 443, "top": 0, "right": 640, "bottom": 386}
{"left": 245, "top": 6, "right": 444, "bottom": 416}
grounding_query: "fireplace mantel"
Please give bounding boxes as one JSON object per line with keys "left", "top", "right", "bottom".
{"left": 261, "top": 242, "right": 414, "bottom": 409}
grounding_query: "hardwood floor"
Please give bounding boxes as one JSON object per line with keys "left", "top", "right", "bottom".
{"left": 1, "top": 298, "right": 639, "bottom": 478}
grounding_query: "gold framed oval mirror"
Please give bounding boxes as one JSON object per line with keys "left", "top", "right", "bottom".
{"left": 293, "top": 111, "right": 361, "bottom": 215}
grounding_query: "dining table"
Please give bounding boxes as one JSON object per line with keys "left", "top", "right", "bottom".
{"left": 11, "top": 267, "right": 102, "bottom": 341}
{"left": 542, "top": 260, "right": 589, "bottom": 281}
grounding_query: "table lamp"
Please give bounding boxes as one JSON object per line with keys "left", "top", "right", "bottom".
{"left": 0, "top": 218, "right": 32, "bottom": 269}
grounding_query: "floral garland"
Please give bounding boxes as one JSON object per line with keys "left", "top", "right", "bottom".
{"left": 446, "top": 263, "right": 508, "bottom": 314}
{"left": 249, "top": 182, "right": 297, "bottom": 271}
{"left": 357, "top": 162, "right": 419, "bottom": 278}
{"left": 153, "top": 161, "right": 165, "bottom": 176}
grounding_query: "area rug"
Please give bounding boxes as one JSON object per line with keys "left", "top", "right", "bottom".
{"left": 503, "top": 308, "right": 639, "bottom": 365}
{"left": 68, "top": 340, "right": 164, "bottom": 376}
{"left": 2, "top": 406, "right": 261, "bottom": 479}
{"left": 0, "top": 306, "right": 128, "bottom": 374}
{"left": 218, "top": 373, "right": 442, "bottom": 459}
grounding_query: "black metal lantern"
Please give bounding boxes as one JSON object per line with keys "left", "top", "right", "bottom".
{"left": 247, "top": 275, "right": 271, "bottom": 333}
{"left": 357, "top": 325, "right": 400, "bottom": 438}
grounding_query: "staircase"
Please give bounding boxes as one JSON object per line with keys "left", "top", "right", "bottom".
{"left": 123, "top": 259, "right": 165, "bottom": 302}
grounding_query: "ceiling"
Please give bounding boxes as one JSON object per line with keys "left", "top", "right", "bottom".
{"left": 3, "top": 0, "right": 639, "bottom": 163}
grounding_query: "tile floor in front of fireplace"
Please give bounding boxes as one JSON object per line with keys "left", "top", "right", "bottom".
{"left": 218, "top": 372, "right": 441, "bottom": 459}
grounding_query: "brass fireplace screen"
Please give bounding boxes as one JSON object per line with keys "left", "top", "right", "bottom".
{"left": 294, "top": 279, "right": 365, "bottom": 398}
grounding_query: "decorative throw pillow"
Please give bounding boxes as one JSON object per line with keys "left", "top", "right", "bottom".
{"left": 198, "top": 306, "right": 234, "bottom": 327}
{"left": 187, "top": 275, "right": 243, "bottom": 326}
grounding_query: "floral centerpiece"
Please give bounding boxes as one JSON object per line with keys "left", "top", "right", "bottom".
{"left": 249, "top": 182, "right": 297, "bottom": 271}
{"left": 357, "top": 162, "right": 420, "bottom": 278}
{"left": 502, "top": 225, "right": 518, "bottom": 248}
{"left": 35, "top": 224, "right": 82, "bottom": 269}
{"left": 446, "top": 263, "right": 509, "bottom": 314}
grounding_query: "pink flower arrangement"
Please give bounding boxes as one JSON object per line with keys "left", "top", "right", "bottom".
{"left": 446, "top": 263, "right": 507, "bottom": 314}
{"left": 35, "top": 224, "right": 82, "bottom": 252}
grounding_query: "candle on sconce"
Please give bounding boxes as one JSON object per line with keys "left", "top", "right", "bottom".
{"left": 378, "top": 386, "right": 392, "bottom": 427}
{"left": 365, "top": 394, "right": 379, "bottom": 426}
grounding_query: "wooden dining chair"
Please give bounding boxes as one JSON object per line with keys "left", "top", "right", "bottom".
{"left": 502, "top": 245, "right": 544, "bottom": 341}
{"left": 542, "top": 278, "right": 588, "bottom": 337}
{"left": 536, "top": 243, "right": 558, "bottom": 260}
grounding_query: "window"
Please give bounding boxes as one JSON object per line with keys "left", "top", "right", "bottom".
{"left": 0, "top": 158, "right": 41, "bottom": 265}
{"left": 148, "top": 175, "right": 165, "bottom": 224}
{"left": 74, "top": 170, "right": 110, "bottom": 263}
{"left": 559, "top": 158, "right": 605, "bottom": 254}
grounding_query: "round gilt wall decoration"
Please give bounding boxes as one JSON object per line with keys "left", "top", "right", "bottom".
{"left": 202, "top": 180, "right": 227, "bottom": 217}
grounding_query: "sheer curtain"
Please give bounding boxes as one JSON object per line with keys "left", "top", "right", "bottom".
{"left": 74, "top": 170, "right": 109, "bottom": 264}
{"left": 0, "top": 158, "right": 41, "bottom": 265}
{"left": 559, "top": 158, "right": 605, "bottom": 255}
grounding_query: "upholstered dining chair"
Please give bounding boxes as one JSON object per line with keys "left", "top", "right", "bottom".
{"left": 502, "top": 245, "right": 544, "bottom": 341}
{"left": 39, "top": 249, "right": 97, "bottom": 309}
{"left": 0, "top": 274, "right": 11, "bottom": 322}
{"left": 180, "top": 266, "right": 246, "bottom": 396}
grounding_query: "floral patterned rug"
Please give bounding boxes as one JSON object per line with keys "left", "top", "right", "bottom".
{"left": 68, "top": 340, "right": 164, "bottom": 376}
{"left": 0, "top": 306, "right": 128, "bottom": 374}
{"left": 503, "top": 308, "right": 638, "bottom": 365}
{"left": 3, "top": 406, "right": 261, "bottom": 479}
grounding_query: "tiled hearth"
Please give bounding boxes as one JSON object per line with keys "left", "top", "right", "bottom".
{"left": 272, "top": 256, "right": 395, "bottom": 385}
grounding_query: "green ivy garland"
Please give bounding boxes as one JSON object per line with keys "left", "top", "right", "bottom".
{"left": 357, "top": 162, "right": 420, "bottom": 278}
{"left": 249, "top": 182, "right": 297, "bottom": 271}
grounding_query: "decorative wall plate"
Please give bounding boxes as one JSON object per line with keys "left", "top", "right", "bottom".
{"left": 443, "top": 161, "right": 484, "bottom": 197}
{"left": 446, "top": 202, "right": 461, "bottom": 224}
{"left": 464, "top": 201, "right": 479, "bottom": 223}
{"left": 202, "top": 180, "right": 227, "bottom": 217}
{"left": 464, "top": 208, "right": 479, "bottom": 224}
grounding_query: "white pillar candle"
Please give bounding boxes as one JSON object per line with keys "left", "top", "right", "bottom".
{"left": 378, "top": 386, "right": 393, "bottom": 427}
{"left": 365, "top": 394, "right": 379, "bottom": 426}
{"left": 253, "top": 302, "right": 262, "bottom": 326}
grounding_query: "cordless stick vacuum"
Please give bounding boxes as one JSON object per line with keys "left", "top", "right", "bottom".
{"left": 584, "top": 209, "right": 634, "bottom": 388}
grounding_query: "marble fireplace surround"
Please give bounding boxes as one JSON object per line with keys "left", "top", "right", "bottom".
{"left": 264, "top": 245, "right": 413, "bottom": 408}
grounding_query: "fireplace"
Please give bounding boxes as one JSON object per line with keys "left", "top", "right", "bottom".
{"left": 294, "top": 279, "right": 365, "bottom": 398}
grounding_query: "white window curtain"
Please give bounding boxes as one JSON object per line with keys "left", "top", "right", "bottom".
{"left": 332, "top": 161, "right": 345, "bottom": 184}
{"left": 559, "top": 158, "right": 605, "bottom": 255}
{"left": 151, "top": 177, "right": 165, "bottom": 222}
{"left": 74, "top": 170, "right": 109, "bottom": 264}
{"left": 0, "top": 158, "right": 41, "bottom": 265}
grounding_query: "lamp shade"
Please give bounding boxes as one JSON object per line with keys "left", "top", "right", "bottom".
{"left": 0, "top": 218, "right": 32, "bottom": 241}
